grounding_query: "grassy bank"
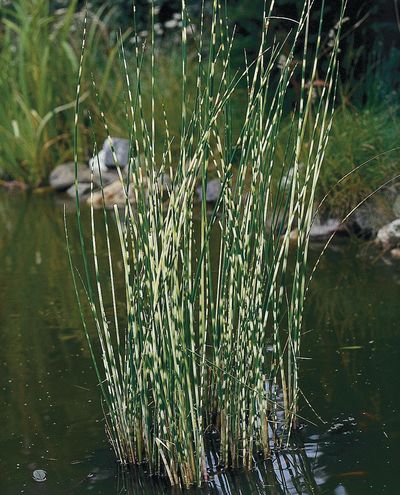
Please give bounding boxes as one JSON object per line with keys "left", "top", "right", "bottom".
{"left": 0, "top": 1, "right": 398, "bottom": 219}
{"left": 273, "top": 99, "right": 400, "bottom": 218}
{"left": 0, "top": 0, "right": 129, "bottom": 186}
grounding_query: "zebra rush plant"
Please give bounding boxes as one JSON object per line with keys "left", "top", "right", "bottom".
{"left": 67, "top": 0, "right": 345, "bottom": 488}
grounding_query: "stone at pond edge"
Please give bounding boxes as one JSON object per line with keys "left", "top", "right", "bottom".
{"left": 196, "top": 178, "right": 222, "bottom": 203}
{"left": 93, "top": 166, "right": 123, "bottom": 187}
{"left": 87, "top": 180, "right": 137, "bottom": 209}
{"left": 350, "top": 190, "right": 396, "bottom": 239}
{"left": 88, "top": 149, "right": 107, "bottom": 174}
{"left": 390, "top": 248, "right": 400, "bottom": 259}
{"left": 87, "top": 173, "right": 171, "bottom": 209}
{"left": 49, "top": 162, "right": 90, "bottom": 191}
{"left": 103, "top": 137, "right": 129, "bottom": 168}
{"left": 89, "top": 149, "right": 129, "bottom": 185}
{"left": 393, "top": 194, "right": 400, "bottom": 218}
{"left": 32, "top": 469, "right": 47, "bottom": 482}
{"left": 66, "top": 182, "right": 92, "bottom": 199}
{"left": 309, "top": 217, "right": 347, "bottom": 241}
{"left": 376, "top": 219, "right": 400, "bottom": 248}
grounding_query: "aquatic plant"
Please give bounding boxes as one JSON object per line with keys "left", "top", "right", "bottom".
{"left": 0, "top": 0, "right": 127, "bottom": 186}
{"left": 69, "top": 0, "right": 344, "bottom": 487}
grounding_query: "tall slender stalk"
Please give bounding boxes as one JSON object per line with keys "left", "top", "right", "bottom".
{"left": 69, "top": 0, "right": 344, "bottom": 487}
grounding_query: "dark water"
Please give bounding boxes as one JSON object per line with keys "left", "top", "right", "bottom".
{"left": 0, "top": 191, "right": 399, "bottom": 494}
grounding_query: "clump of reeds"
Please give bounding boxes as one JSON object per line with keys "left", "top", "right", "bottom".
{"left": 68, "top": 0, "right": 344, "bottom": 487}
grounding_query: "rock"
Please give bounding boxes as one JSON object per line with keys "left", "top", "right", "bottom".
{"left": 87, "top": 174, "right": 171, "bottom": 209}
{"left": 391, "top": 248, "right": 400, "bottom": 260}
{"left": 32, "top": 469, "right": 47, "bottom": 483}
{"left": 196, "top": 178, "right": 222, "bottom": 203}
{"left": 350, "top": 195, "right": 395, "bottom": 239}
{"left": 0, "top": 180, "right": 28, "bottom": 191}
{"left": 393, "top": 194, "right": 400, "bottom": 218}
{"left": 99, "top": 169, "right": 122, "bottom": 186}
{"left": 89, "top": 149, "right": 107, "bottom": 174}
{"left": 87, "top": 180, "right": 137, "bottom": 209}
{"left": 49, "top": 162, "right": 91, "bottom": 191}
{"left": 66, "top": 183, "right": 91, "bottom": 199}
{"left": 289, "top": 228, "right": 298, "bottom": 241}
{"left": 92, "top": 166, "right": 122, "bottom": 187}
{"left": 50, "top": 161, "right": 120, "bottom": 193}
{"left": 309, "top": 217, "right": 347, "bottom": 241}
{"left": 376, "top": 219, "right": 400, "bottom": 248}
{"left": 89, "top": 149, "right": 127, "bottom": 186}
{"left": 103, "top": 137, "right": 129, "bottom": 168}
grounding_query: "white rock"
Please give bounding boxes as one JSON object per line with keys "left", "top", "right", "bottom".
{"left": 87, "top": 180, "right": 135, "bottom": 209}
{"left": 390, "top": 248, "right": 400, "bottom": 260}
{"left": 309, "top": 217, "right": 346, "bottom": 241}
{"left": 103, "top": 138, "right": 129, "bottom": 168}
{"left": 49, "top": 162, "right": 90, "bottom": 191}
{"left": 87, "top": 173, "right": 171, "bottom": 209}
{"left": 66, "top": 183, "right": 91, "bottom": 199}
{"left": 377, "top": 219, "right": 400, "bottom": 248}
{"left": 89, "top": 149, "right": 107, "bottom": 174}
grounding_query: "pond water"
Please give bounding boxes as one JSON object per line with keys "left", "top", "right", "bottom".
{"left": 0, "top": 191, "right": 399, "bottom": 494}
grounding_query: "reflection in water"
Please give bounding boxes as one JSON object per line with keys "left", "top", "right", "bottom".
{"left": 117, "top": 447, "right": 320, "bottom": 495}
{"left": 0, "top": 191, "right": 399, "bottom": 494}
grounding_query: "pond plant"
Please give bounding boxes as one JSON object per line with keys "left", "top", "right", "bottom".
{"left": 68, "top": 0, "right": 344, "bottom": 488}
{"left": 0, "top": 0, "right": 128, "bottom": 186}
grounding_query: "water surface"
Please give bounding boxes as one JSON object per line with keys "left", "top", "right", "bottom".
{"left": 0, "top": 191, "right": 399, "bottom": 494}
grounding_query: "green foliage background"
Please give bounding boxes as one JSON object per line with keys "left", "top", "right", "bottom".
{"left": 0, "top": 0, "right": 398, "bottom": 213}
